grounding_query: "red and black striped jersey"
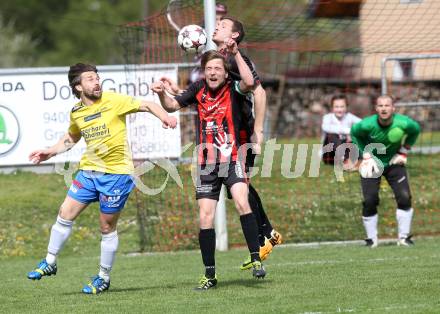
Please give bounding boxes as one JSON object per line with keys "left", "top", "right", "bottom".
{"left": 175, "top": 79, "right": 249, "bottom": 165}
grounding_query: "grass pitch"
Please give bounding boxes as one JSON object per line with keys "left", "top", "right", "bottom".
{"left": 1, "top": 136, "right": 439, "bottom": 256}
{"left": 2, "top": 238, "right": 440, "bottom": 314}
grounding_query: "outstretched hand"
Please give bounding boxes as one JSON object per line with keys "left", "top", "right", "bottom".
{"left": 159, "top": 77, "right": 180, "bottom": 96}
{"left": 162, "top": 116, "right": 178, "bottom": 129}
{"left": 29, "top": 149, "right": 54, "bottom": 164}
{"left": 151, "top": 81, "right": 165, "bottom": 94}
{"left": 219, "top": 38, "right": 238, "bottom": 56}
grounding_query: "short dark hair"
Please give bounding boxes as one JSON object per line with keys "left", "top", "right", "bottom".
{"left": 68, "top": 63, "right": 97, "bottom": 98}
{"left": 330, "top": 94, "right": 348, "bottom": 107}
{"left": 220, "top": 16, "right": 245, "bottom": 44}
{"left": 201, "top": 50, "right": 230, "bottom": 72}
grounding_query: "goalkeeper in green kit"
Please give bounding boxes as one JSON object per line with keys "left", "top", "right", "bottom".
{"left": 351, "top": 95, "right": 420, "bottom": 248}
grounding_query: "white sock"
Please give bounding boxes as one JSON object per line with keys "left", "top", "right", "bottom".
{"left": 99, "top": 266, "right": 111, "bottom": 283}
{"left": 362, "top": 214, "right": 378, "bottom": 242}
{"left": 46, "top": 215, "right": 73, "bottom": 265}
{"left": 46, "top": 253, "right": 57, "bottom": 265}
{"left": 396, "top": 208, "right": 414, "bottom": 239}
{"left": 99, "top": 230, "right": 118, "bottom": 282}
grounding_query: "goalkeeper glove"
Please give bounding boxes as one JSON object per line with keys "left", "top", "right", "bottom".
{"left": 359, "top": 152, "right": 379, "bottom": 178}
{"left": 390, "top": 146, "right": 409, "bottom": 165}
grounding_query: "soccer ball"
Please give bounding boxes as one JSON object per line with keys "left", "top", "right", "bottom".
{"left": 177, "top": 24, "right": 207, "bottom": 53}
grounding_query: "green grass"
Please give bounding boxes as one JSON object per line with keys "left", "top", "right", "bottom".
{"left": 135, "top": 142, "right": 440, "bottom": 250}
{"left": 0, "top": 171, "right": 141, "bottom": 257}
{"left": 2, "top": 238, "right": 440, "bottom": 313}
{"left": 1, "top": 142, "right": 440, "bottom": 256}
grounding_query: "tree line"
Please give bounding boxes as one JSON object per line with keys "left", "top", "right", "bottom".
{"left": 0, "top": 0, "right": 165, "bottom": 68}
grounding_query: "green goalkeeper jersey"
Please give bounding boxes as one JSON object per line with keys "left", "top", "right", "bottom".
{"left": 351, "top": 113, "right": 420, "bottom": 168}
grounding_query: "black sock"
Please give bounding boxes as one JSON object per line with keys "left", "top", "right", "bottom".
{"left": 248, "top": 185, "right": 264, "bottom": 245}
{"left": 240, "top": 213, "right": 261, "bottom": 262}
{"left": 248, "top": 184, "right": 273, "bottom": 239}
{"left": 199, "top": 229, "right": 216, "bottom": 278}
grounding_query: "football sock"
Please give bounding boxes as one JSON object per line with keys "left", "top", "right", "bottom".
{"left": 46, "top": 253, "right": 57, "bottom": 265}
{"left": 205, "top": 266, "right": 216, "bottom": 279}
{"left": 99, "top": 230, "right": 119, "bottom": 282}
{"left": 362, "top": 214, "right": 378, "bottom": 241}
{"left": 248, "top": 184, "right": 273, "bottom": 241}
{"left": 46, "top": 215, "right": 73, "bottom": 264}
{"left": 396, "top": 208, "right": 413, "bottom": 239}
{"left": 240, "top": 213, "right": 261, "bottom": 262}
{"left": 199, "top": 229, "right": 216, "bottom": 278}
{"left": 99, "top": 266, "right": 111, "bottom": 283}
{"left": 248, "top": 184, "right": 264, "bottom": 241}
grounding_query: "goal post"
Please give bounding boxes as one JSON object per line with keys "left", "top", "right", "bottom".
{"left": 202, "top": 0, "right": 229, "bottom": 251}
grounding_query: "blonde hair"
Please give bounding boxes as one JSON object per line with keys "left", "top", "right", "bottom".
{"left": 376, "top": 94, "right": 395, "bottom": 105}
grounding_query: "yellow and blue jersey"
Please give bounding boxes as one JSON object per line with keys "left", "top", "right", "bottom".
{"left": 68, "top": 91, "right": 141, "bottom": 174}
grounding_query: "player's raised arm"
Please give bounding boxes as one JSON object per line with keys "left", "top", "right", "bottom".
{"left": 153, "top": 80, "right": 199, "bottom": 115}
{"left": 159, "top": 77, "right": 184, "bottom": 96}
{"left": 224, "top": 39, "right": 254, "bottom": 92}
{"left": 251, "top": 85, "right": 266, "bottom": 154}
{"left": 151, "top": 81, "right": 182, "bottom": 113}
{"left": 29, "top": 132, "right": 81, "bottom": 164}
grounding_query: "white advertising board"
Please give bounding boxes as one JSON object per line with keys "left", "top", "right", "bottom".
{"left": 0, "top": 65, "right": 180, "bottom": 166}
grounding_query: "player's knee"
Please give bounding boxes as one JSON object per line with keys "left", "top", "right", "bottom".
{"left": 234, "top": 198, "right": 251, "bottom": 215}
{"left": 58, "top": 205, "right": 73, "bottom": 221}
{"left": 396, "top": 191, "right": 412, "bottom": 209}
{"left": 100, "top": 224, "right": 116, "bottom": 234}
{"left": 362, "top": 207, "right": 378, "bottom": 217}
{"left": 362, "top": 199, "right": 378, "bottom": 217}
{"left": 100, "top": 216, "right": 119, "bottom": 234}
{"left": 199, "top": 210, "right": 215, "bottom": 227}
{"left": 363, "top": 193, "right": 379, "bottom": 206}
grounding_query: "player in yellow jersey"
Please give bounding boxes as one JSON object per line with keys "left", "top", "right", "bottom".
{"left": 27, "top": 63, "right": 177, "bottom": 294}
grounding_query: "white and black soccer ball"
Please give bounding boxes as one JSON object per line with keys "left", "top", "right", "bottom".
{"left": 177, "top": 24, "right": 207, "bottom": 53}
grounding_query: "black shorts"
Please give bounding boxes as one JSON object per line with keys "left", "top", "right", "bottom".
{"left": 196, "top": 162, "right": 247, "bottom": 201}
{"left": 361, "top": 164, "right": 412, "bottom": 214}
{"left": 322, "top": 133, "right": 351, "bottom": 165}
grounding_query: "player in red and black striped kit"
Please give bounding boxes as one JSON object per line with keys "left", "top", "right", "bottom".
{"left": 213, "top": 16, "right": 282, "bottom": 270}
{"left": 160, "top": 16, "right": 282, "bottom": 271}
{"left": 153, "top": 46, "right": 266, "bottom": 290}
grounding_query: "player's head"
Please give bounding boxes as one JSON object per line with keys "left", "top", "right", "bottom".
{"left": 330, "top": 94, "right": 348, "bottom": 118}
{"left": 68, "top": 63, "right": 102, "bottom": 100}
{"left": 216, "top": 3, "right": 228, "bottom": 22}
{"left": 376, "top": 94, "right": 395, "bottom": 122}
{"left": 201, "top": 50, "right": 230, "bottom": 91}
{"left": 212, "top": 16, "right": 245, "bottom": 45}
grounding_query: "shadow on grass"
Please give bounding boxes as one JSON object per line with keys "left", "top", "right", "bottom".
{"left": 60, "top": 278, "right": 271, "bottom": 295}
{"left": 215, "top": 278, "right": 272, "bottom": 289}
{"left": 61, "top": 285, "right": 179, "bottom": 296}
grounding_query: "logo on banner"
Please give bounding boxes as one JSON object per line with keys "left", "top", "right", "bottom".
{"left": 0, "top": 105, "right": 20, "bottom": 156}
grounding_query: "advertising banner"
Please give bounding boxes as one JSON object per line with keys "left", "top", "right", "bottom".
{"left": 0, "top": 65, "right": 180, "bottom": 166}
